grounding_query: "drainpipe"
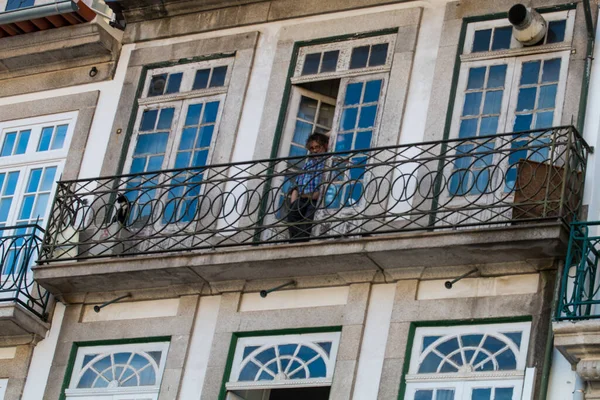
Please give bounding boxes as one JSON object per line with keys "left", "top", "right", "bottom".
{"left": 577, "top": 0, "right": 597, "bottom": 133}
{"left": 0, "top": 0, "right": 78, "bottom": 25}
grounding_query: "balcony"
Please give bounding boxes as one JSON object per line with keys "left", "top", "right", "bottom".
{"left": 0, "top": 225, "right": 49, "bottom": 338}
{"left": 35, "top": 126, "right": 589, "bottom": 296}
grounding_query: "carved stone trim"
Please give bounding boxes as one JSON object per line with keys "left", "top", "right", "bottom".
{"left": 577, "top": 359, "right": 600, "bottom": 381}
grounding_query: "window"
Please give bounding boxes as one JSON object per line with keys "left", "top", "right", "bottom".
{"left": 124, "top": 58, "right": 232, "bottom": 222}
{"left": 0, "top": 113, "right": 75, "bottom": 231}
{"left": 5, "top": 0, "right": 34, "bottom": 11}
{"left": 277, "top": 34, "right": 394, "bottom": 215}
{"left": 65, "top": 342, "right": 170, "bottom": 400}
{"left": 404, "top": 323, "right": 531, "bottom": 400}
{"left": 225, "top": 332, "right": 340, "bottom": 400}
{"left": 447, "top": 11, "right": 573, "bottom": 198}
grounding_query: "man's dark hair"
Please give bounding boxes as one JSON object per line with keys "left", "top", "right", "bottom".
{"left": 306, "top": 132, "right": 329, "bottom": 149}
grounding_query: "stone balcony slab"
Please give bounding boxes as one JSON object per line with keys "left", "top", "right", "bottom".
{"left": 33, "top": 222, "right": 568, "bottom": 297}
{"left": 0, "top": 303, "right": 49, "bottom": 340}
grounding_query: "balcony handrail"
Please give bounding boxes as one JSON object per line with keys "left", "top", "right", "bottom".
{"left": 0, "top": 224, "right": 49, "bottom": 320}
{"left": 39, "top": 126, "right": 588, "bottom": 263}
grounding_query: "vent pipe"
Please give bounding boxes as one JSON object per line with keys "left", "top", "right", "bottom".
{"left": 508, "top": 4, "right": 547, "bottom": 46}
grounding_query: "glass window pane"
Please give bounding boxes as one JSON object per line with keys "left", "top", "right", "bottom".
{"left": 358, "top": 105, "right": 377, "bottom": 128}
{"left": 473, "top": 29, "right": 492, "bottom": 52}
{"left": 33, "top": 193, "right": 50, "bottom": 220}
{"left": 369, "top": 43, "right": 389, "bottom": 66}
{"left": 535, "top": 111, "right": 554, "bottom": 129}
{"left": 520, "top": 61, "right": 541, "bottom": 85}
{"left": 516, "top": 87, "right": 537, "bottom": 111}
{"left": 438, "top": 389, "right": 455, "bottom": 400}
{"left": 1, "top": 133, "right": 16, "bottom": 157}
{"left": 185, "top": 104, "right": 203, "bottom": 126}
{"left": 542, "top": 58, "right": 561, "bottom": 83}
{"left": 5, "top": 0, "right": 35, "bottom": 10}
{"left": 355, "top": 131, "right": 372, "bottom": 150}
{"left": 174, "top": 152, "right": 191, "bottom": 169}
{"left": 462, "top": 92, "right": 483, "bottom": 116}
{"left": 495, "top": 388, "right": 514, "bottom": 400}
{"left": 198, "top": 126, "right": 214, "bottom": 147}
{"left": 340, "top": 108, "right": 358, "bottom": 131}
{"left": 350, "top": 46, "right": 369, "bottom": 69}
{"left": 147, "top": 155, "right": 164, "bottom": 171}
{"left": 41, "top": 167, "right": 57, "bottom": 191}
{"left": 51, "top": 125, "right": 68, "bottom": 150}
{"left": 165, "top": 73, "right": 183, "bottom": 94}
{"left": 192, "top": 150, "right": 209, "bottom": 167}
{"left": 193, "top": 69, "right": 210, "bottom": 90}
{"left": 148, "top": 74, "right": 167, "bottom": 97}
{"left": 320, "top": 50, "right": 339, "bottom": 73}
{"left": 363, "top": 80, "right": 383, "bottom": 103}
{"left": 134, "top": 133, "right": 169, "bottom": 155}
{"left": 0, "top": 199, "right": 12, "bottom": 223}
{"left": 19, "top": 196, "right": 34, "bottom": 220}
{"left": 298, "top": 96, "right": 318, "bottom": 121}
{"left": 487, "top": 65, "right": 507, "bottom": 88}
{"left": 467, "top": 67, "right": 486, "bottom": 90}
{"left": 538, "top": 84, "right": 557, "bottom": 109}
{"left": 130, "top": 158, "right": 146, "bottom": 174}
{"left": 513, "top": 114, "right": 533, "bottom": 132}
{"left": 345, "top": 83, "right": 363, "bottom": 105}
{"left": 472, "top": 388, "right": 492, "bottom": 400}
{"left": 491, "top": 26, "right": 512, "bottom": 50}
{"left": 5, "top": 172, "right": 19, "bottom": 196}
{"left": 15, "top": 130, "right": 30, "bottom": 155}
{"left": 459, "top": 118, "right": 478, "bottom": 138}
{"left": 27, "top": 169, "right": 42, "bottom": 193}
{"left": 179, "top": 128, "right": 197, "bottom": 150}
{"left": 335, "top": 133, "right": 353, "bottom": 152}
{"left": 210, "top": 66, "right": 228, "bottom": 87}
{"left": 140, "top": 110, "right": 158, "bottom": 132}
{"left": 547, "top": 20, "right": 566, "bottom": 43}
{"left": 157, "top": 108, "right": 175, "bottom": 130}
{"left": 202, "top": 101, "right": 220, "bottom": 124}
{"left": 302, "top": 53, "right": 321, "bottom": 75}
{"left": 480, "top": 116, "right": 499, "bottom": 135}
{"left": 483, "top": 91, "right": 503, "bottom": 115}
{"left": 292, "top": 121, "right": 313, "bottom": 146}
{"left": 414, "top": 390, "right": 433, "bottom": 400}
{"left": 317, "top": 103, "right": 335, "bottom": 127}
{"left": 38, "top": 127, "right": 53, "bottom": 151}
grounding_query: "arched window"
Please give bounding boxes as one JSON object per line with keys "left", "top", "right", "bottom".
{"left": 404, "top": 322, "right": 531, "bottom": 400}
{"left": 227, "top": 332, "right": 340, "bottom": 392}
{"left": 65, "top": 342, "right": 169, "bottom": 400}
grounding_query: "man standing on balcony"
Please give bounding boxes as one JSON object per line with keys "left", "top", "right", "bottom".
{"left": 287, "top": 133, "right": 329, "bottom": 241}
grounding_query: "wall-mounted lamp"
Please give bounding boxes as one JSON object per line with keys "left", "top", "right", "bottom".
{"left": 89, "top": 66, "right": 98, "bottom": 78}
{"left": 260, "top": 280, "right": 296, "bottom": 298}
{"left": 445, "top": 268, "right": 478, "bottom": 289}
{"left": 93, "top": 293, "right": 131, "bottom": 313}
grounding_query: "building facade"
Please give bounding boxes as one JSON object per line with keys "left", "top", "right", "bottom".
{"left": 0, "top": 0, "right": 598, "bottom": 399}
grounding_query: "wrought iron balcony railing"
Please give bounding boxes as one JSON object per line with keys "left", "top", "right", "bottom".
{"left": 0, "top": 224, "right": 49, "bottom": 320}
{"left": 557, "top": 221, "right": 600, "bottom": 320}
{"left": 39, "top": 126, "right": 588, "bottom": 263}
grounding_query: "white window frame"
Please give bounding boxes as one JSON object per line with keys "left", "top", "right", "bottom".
{"left": 0, "top": 379, "right": 6, "bottom": 400}
{"left": 403, "top": 322, "right": 531, "bottom": 400}
{"left": 226, "top": 332, "right": 341, "bottom": 392}
{"left": 65, "top": 341, "right": 170, "bottom": 400}
{"left": 293, "top": 34, "right": 396, "bottom": 83}
{"left": 462, "top": 10, "right": 575, "bottom": 59}
{"left": 0, "top": 112, "right": 77, "bottom": 230}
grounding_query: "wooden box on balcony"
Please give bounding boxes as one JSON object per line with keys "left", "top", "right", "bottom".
{"left": 513, "top": 159, "right": 581, "bottom": 220}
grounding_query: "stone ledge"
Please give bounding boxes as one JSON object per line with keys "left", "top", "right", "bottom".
{"left": 0, "top": 303, "right": 49, "bottom": 340}
{"left": 33, "top": 222, "right": 569, "bottom": 296}
{"left": 0, "top": 19, "right": 121, "bottom": 81}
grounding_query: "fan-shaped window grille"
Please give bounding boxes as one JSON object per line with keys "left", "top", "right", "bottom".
{"left": 417, "top": 332, "right": 522, "bottom": 374}
{"left": 227, "top": 332, "right": 340, "bottom": 390}
{"left": 66, "top": 342, "right": 169, "bottom": 399}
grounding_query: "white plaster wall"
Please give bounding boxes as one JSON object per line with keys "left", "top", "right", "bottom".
{"left": 582, "top": 5, "right": 600, "bottom": 222}
{"left": 352, "top": 284, "right": 395, "bottom": 400}
{"left": 21, "top": 302, "right": 66, "bottom": 400}
{"left": 179, "top": 295, "right": 221, "bottom": 400}
{"left": 547, "top": 349, "right": 585, "bottom": 400}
